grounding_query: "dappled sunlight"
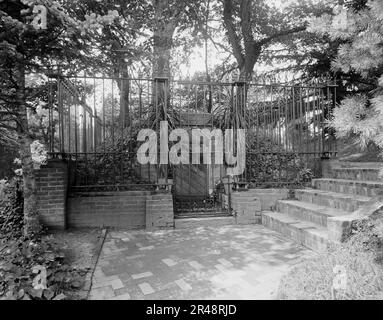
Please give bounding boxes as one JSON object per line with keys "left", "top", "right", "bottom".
{"left": 91, "top": 225, "right": 314, "bottom": 300}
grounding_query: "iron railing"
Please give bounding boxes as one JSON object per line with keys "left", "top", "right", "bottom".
{"left": 47, "top": 74, "right": 337, "bottom": 194}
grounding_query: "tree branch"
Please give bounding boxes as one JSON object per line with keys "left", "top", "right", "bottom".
{"left": 208, "top": 34, "right": 233, "bottom": 55}
{"left": 218, "top": 65, "right": 237, "bottom": 81}
{"left": 259, "top": 24, "right": 307, "bottom": 46}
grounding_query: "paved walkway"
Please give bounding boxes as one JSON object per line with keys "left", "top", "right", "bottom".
{"left": 89, "top": 225, "right": 315, "bottom": 300}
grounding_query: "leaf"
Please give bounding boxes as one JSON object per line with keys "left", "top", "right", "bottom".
{"left": 28, "top": 288, "right": 43, "bottom": 299}
{"left": 71, "top": 280, "right": 82, "bottom": 289}
{"left": 32, "top": 266, "right": 47, "bottom": 290}
{"left": 5, "top": 291, "right": 16, "bottom": 300}
{"left": 17, "top": 289, "right": 25, "bottom": 299}
{"left": 22, "top": 294, "right": 31, "bottom": 300}
{"left": 32, "top": 265, "right": 44, "bottom": 274}
{"left": 43, "top": 289, "right": 54, "bottom": 300}
{"left": 0, "top": 262, "right": 13, "bottom": 272}
{"left": 53, "top": 293, "right": 66, "bottom": 300}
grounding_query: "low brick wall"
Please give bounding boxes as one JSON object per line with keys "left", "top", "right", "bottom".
{"left": 35, "top": 158, "right": 175, "bottom": 230}
{"left": 146, "top": 193, "right": 174, "bottom": 230}
{"left": 35, "top": 160, "right": 68, "bottom": 229}
{"left": 68, "top": 191, "right": 148, "bottom": 228}
{"left": 245, "top": 189, "right": 289, "bottom": 211}
{"left": 222, "top": 189, "right": 289, "bottom": 224}
{"left": 231, "top": 191, "right": 262, "bottom": 224}
{"left": 68, "top": 191, "right": 174, "bottom": 229}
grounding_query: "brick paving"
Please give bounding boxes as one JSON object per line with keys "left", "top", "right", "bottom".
{"left": 89, "top": 225, "right": 315, "bottom": 300}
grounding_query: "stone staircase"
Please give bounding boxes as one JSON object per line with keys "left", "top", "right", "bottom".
{"left": 262, "top": 162, "right": 383, "bottom": 251}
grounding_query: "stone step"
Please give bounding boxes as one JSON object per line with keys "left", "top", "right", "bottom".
{"left": 295, "top": 189, "right": 371, "bottom": 212}
{"left": 175, "top": 211, "right": 230, "bottom": 219}
{"left": 276, "top": 200, "right": 349, "bottom": 227}
{"left": 330, "top": 167, "right": 383, "bottom": 181}
{"left": 337, "top": 161, "right": 383, "bottom": 169}
{"left": 261, "top": 211, "right": 329, "bottom": 252}
{"left": 174, "top": 216, "right": 236, "bottom": 229}
{"left": 312, "top": 178, "right": 383, "bottom": 197}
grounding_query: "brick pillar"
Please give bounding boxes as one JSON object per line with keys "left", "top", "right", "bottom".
{"left": 145, "top": 193, "right": 174, "bottom": 230}
{"left": 35, "top": 159, "right": 68, "bottom": 229}
{"left": 231, "top": 191, "right": 261, "bottom": 224}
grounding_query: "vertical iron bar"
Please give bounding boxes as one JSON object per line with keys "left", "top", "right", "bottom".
{"left": 299, "top": 84, "right": 303, "bottom": 154}
{"left": 112, "top": 79, "right": 116, "bottom": 185}
{"left": 292, "top": 86, "right": 296, "bottom": 153}
{"left": 305, "top": 87, "right": 309, "bottom": 168}
{"left": 320, "top": 86, "right": 325, "bottom": 155}
{"left": 312, "top": 87, "right": 318, "bottom": 158}
{"left": 93, "top": 77, "right": 96, "bottom": 153}
{"left": 120, "top": 77, "right": 124, "bottom": 185}
{"left": 102, "top": 77, "right": 106, "bottom": 185}
{"left": 284, "top": 87, "right": 289, "bottom": 153}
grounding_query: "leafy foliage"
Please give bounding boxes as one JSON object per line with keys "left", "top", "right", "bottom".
{"left": 245, "top": 133, "right": 314, "bottom": 188}
{"left": 309, "top": 0, "right": 383, "bottom": 153}
{"left": 0, "top": 178, "right": 88, "bottom": 300}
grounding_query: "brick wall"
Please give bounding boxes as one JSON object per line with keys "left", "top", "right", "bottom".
{"left": 35, "top": 160, "right": 68, "bottom": 229}
{"left": 231, "top": 191, "right": 262, "bottom": 224}
{"left": 146, "top": 193, "right": 174, "bottom": 230}
{"left": 68, "top": 191, "right": 174, "bottom": 229}
{"left": 68, "top": 191, "right": 149, "bottom": 228}
{"left": 243, "top": 189, "right": 289, "bottom": 211}
{"left": 222, "top": 189, "right": 289, "bottom": 225}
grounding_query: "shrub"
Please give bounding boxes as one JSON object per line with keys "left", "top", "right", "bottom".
{"left": 0, "top": 180, "right": 9, "bottom": 207}
{"left": 0, "top": 178, "right": 87, "bottom": 300}
{"left": 246, "top": 134, "right": 314, "bottom": 188}
{"left": 0, "top": 177, "right": 23, "bottom": 240}
{"left": 278, "top": 218, "right": 383, "bottom": 300}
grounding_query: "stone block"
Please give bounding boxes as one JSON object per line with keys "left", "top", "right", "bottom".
{"left": 327, "top": 216, "right": 355, "bottom": 242}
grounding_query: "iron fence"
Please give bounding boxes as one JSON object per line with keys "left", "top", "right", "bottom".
{"left": 47, "top": 74, "right": 337, "bottom": 196}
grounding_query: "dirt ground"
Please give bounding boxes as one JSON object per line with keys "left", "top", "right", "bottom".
{"left": 43, "top": 228, "right": 104, "bottom": 299}
{"left": 48, "top": 228, "right": 103, "bottom": 270}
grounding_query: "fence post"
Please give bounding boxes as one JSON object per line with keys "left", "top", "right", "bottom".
{"left": 58, "top": 76, "right": 65, "bottom": 154}
{"left": 232, "top": 80, "right": 248, "bottom": 184}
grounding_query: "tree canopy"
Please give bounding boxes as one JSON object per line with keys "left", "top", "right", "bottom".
{"left": 309, "top": 0, "right": 383, "bottom": 150}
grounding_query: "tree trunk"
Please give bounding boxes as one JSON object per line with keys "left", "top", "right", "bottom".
{"left": 239, "top": 44, "right": 262, "bottom": 81}
{"left": 223, "top": 0, "right": 306, "bottom": 82}
{"left": 152, "top": 0, "right": 176, "bottom": 78}
{"left": 116, "top": 64, "right": 130, "bottom": 128}
{"left": 15, "top": 62, "right": 40, "bottom": 236}
{"left": 151, "top": 0, "right": 176, "bottom": 184}
{"left": 223, "top": 0, "right": 261, "bottom": 81}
